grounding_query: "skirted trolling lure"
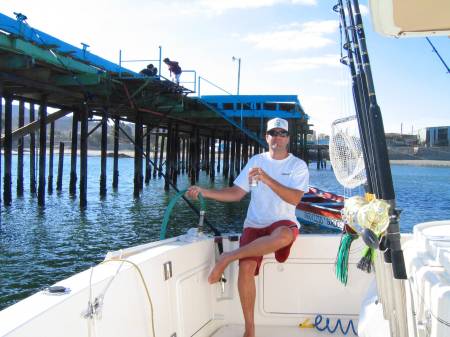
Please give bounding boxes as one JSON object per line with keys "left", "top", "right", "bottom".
{"left": 335, "top": 196, "right": 390, "bottom": 284}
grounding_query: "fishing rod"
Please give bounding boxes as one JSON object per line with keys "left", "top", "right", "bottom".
{"left": 335, "top": 1, "right": 375, "bottom": 196}
{"left": 348, "top": 0, "right": 406, "bottom": 279}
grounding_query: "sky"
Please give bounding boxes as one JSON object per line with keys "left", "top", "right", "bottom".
{"left": 1, "top": 0, "right": 448, "bottom": 135}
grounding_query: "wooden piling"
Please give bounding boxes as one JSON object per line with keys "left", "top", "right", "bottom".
{"left": 223, "top": 137, "right": 230, "bottom": 179}
{"left": 152, "top": 131, "right": 159, "bottom": 178}
{"left": 172, "top": 124, "right": 179, "bottom": 186}
{"left": 113, "top": 119, "right": 119, "bottom": 189}
{"left": 134, "top": 116, "right": 143, "bottom": 198}
{"left": 79, "top": 108, "right": 88, "bottom": 209}
{"left": 235, "top": 137, "right": 241, "bottom": 175}
{"left": 158, "top": 135, "right": 165, "bottom": 178}
{"left": 47, "top": 121, "right": 55, "bottom": 194}
{"left": 229, "top": 133, "right": 236, "bottom": 186}
{"left": 56, "top": 142, "right": 64, "bottom": 192}
{"left": 37, "top": 98, "right": 47, "bottom": 206}
{"left": 29, "top": 104, "right": 37, "bottom": 195}
{"left": 164, "top": 123, "right": 172, "bottom": 191}
{"left": 145, "top": 126, "right": 151, "bottom": 184}
{"left": 188, "top": 128, "right": 197, "bottom": 185}
{"left": 242, "top": 136, "right": 248, "bottom": 168}
{"left": 195, "top": 128, "right": 200, "bottom": 181}
{"left": 3, "top": 96, "right": 12, "bottom": 206}
{"left": 216, "top": 138, "right": 221, "bottom": 173}
{"left": 17, "top": 100, "right": 25, "bottom": 197}
{"left": 100, "top": 111, "right": 107, "bottom": 197}
{"left": 181, "top": 137, "right": 186, "bottom": 174}
{"left": 210, "top": 134, "right": 215, "bottom": 182}
{"left": 69, "top": 112, "right": 78, "bottom": 195}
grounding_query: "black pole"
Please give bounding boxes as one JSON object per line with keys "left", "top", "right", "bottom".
{"left": 3, "top": 96, "right": 12, "bottom": 206}
{"left": 164, "top": 123, "right": 172, "bottom": 191}
{"left": 37, "top": 98, "right": 47, "bottom": 206}
{"left": 158, "top": 136, "right": 165, "bottom": 178}
{"left": 47, "top": 121, "right": 55, "bottom": 194}
{"left": 153, "top": 131, "right": 159, "bottom": 178}
{"left": 134, "top": 116, "right": 143, "bottom": 198}
{"left": 145, "top": 126, "right": 151, "bottom": 184}
{"left": 79, "top": 107, "right": 88, "bottom": 209}
{"left": 113, "top": 118, "right": 119, "bottom": 189}
{"left": 69, "top": 112, "right": 78, "bottom": 196}
{"left": 100, "top": 110, "right": 108, "bottom": 197}
{"left": 17, "top": 100, "right": 25, "bottom": 197}
{"left": 56, "top": 142, "right": 64, "bottom": 192}
{"left": 29, "top": 103, "right": 37, "bottom": 195}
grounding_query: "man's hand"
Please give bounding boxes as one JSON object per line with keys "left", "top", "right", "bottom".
{"left": 186, "top": 185, "right": 204, "bottom": 200}
{"left": 249, "top": 167, "right": 268, "bottom": 184}
{"left": 249, "top": 167, "right": 303, "bottom": 205}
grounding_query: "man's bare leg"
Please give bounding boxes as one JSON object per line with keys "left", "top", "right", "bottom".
{"left": 208, "top": 226, "right": 294, "bottom": 283}
{"left": 238, "top": 260, "right": 257, "bottom": 337}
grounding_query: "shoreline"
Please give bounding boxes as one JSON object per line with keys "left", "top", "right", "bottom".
{"left": 3, "top": 151, "right": 450, "bottom": 167}
{"left": 389, "top": 159, "right": 450, "bottom": 167}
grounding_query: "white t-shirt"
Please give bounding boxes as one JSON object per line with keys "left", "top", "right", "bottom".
{"left": 234, "top": 152, "right": 309, "bottom": 229}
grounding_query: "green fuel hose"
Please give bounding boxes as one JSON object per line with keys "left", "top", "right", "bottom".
{"left": 160, "top": 189, "right": 206, "bottom": 240}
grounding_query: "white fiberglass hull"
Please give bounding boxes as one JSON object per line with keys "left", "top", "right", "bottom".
{"left": 0, "top": 233, "right": 374, "bottom": 337}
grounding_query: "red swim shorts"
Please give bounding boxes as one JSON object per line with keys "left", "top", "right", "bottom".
{"left": 239, "top": 220, "right": 299, "bottom": 276}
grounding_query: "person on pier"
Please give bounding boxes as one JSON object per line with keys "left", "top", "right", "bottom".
{"left": 186, "top": 117, "right": 309, "bottom": 337}
{"left": 163, "top": 57, "right": 182, "bottom": 84}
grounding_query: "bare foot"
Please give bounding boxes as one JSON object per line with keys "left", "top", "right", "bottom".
{"left": 208, "top": 252, "right": 232, "bottom": 284}
{"left": 243, "top": 328, "right": 255, "bottom": 337}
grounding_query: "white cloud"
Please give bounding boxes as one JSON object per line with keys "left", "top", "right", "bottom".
{"left": 269, "top": 54, "right": 341, "bottom": 72}
{"left": 243, "top": 20, "right": 338, "bottom": 51}
{"left": 314, "top": 78, "right": 350, "bottom": 87}
{"left": 197, "top": 0, "right": 317, "bottom": 13}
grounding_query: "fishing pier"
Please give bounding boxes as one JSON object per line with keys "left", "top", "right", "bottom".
{"left": 0, "top": 12, "right": 310, "bottom": 211}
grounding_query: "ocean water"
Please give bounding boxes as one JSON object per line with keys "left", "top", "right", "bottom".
{"left": 1, "top": 155, "right": 449, "bottom": 310}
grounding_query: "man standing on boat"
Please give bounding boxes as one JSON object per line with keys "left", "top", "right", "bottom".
{"left": 187, "top": 117, "right": 309, "bottom": 337}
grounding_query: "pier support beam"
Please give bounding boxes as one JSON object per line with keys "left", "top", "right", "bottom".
{"left": 152, "top": 132, "right": 159, "bottom": 178}
{"left": 69, "top": 112, "right": 78, "bottom": 196}
{"left": 181, "top": 137, "right": 186, "bottom": 174}
{"left": 80, "top": 106, "right": 89, "bottom": 209}
{"left": 17, "top": 100, "right": 25, "bottom": 197}
{"left": 37, "top": 97, "right": 47, "bottom": 206}
{"left": 100, "top": 111, "right": 108, "bottom": 197}
{"left": 158, "top": 136, "right": 166, "bottom": 178}
{"left": 223, "top": 136, "right": 230, "bottom": 179}
{"left": 48, "top": 121, "right": 55, "bottom": 194}
{"left": 210, "top": 133, "right": 216, "bottom": 182}
{"left": 133, "top": 115, "right": 143, "bottom": 198}
{"left": 164, "top": 123, "right": 172, "bottom": 191}
{"left": 79, "top": 107, "right": 88, "bottom": 209}
{"left": 112, "top": 119, "right": 119, "bottom": 189}
{"left": 3, "top": 96, "right": 12, "bottom": 206}
{"left": 145, "top": 126, "right": 151, "bottom": 184}
{"left": 229, "top": 132, "right": 236, "bottom": 186}
{"left": 29, "top": 104, "right": 37, "bottom": 195}
{"left": 56, "top": 142, "right": 64, "bottom": 192}
{"left": 216, "top": 138, "right": 221, "bottom": 173}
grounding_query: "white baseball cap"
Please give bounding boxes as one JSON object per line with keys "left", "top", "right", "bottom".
{"left": 267, "top": 118, "right": 288, "bottom": 132}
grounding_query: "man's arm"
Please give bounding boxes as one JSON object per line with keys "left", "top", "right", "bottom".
{"left": 249, "top": 168, "right": 304, "bottom": 206}
{"left": 186, "top": 185, "right": 247, "bottom": 202}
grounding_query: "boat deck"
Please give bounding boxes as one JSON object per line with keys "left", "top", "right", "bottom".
{"left": 211, "top": 324, "right": 353, "bottom": 337}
